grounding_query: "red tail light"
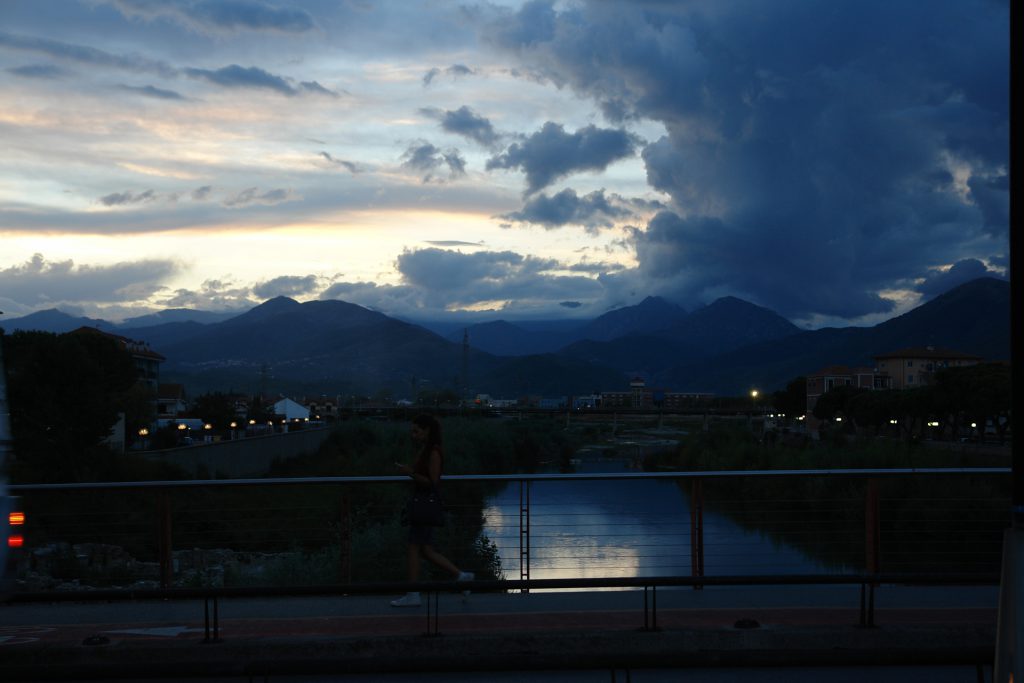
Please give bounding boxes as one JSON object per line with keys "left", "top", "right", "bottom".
{"left": 8, "top": 535, "right": 23, "bottom": 548}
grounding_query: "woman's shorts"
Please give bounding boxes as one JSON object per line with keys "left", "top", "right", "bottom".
{"left": 408, "top": 524, "right": 433, "bottom": 545}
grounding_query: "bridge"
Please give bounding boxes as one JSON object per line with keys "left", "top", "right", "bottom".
{"left": 2, "top": 468, "right": 1015, "bottom": 680}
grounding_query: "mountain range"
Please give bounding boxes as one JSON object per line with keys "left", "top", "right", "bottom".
{"left": 1, "top": 277, "right": 1009, "bottom": 399}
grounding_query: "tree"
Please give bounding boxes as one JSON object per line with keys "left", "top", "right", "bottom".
{"left": 192, "top": 391, "right": 237, "bottom": 428}
{"left": 3, "top": 330, "right": 138, "bottom": 481}
{"left": 772, "top": 376, "right": 807, "bottom": 418}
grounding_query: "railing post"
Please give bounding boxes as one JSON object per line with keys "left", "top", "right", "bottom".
{"left": 339, "top": 492, "right": 351, "bottom": 584}
{"left": 158, "top": 491, "right": 173, "bottom": 589}
{"left": 690, "top": 478, "right": 704, "bottom": 590}
{"left": 865, "top": 478, "right": 881, "bottom": 574}
{"left": 519, "top": 479, "right": 531, "bottom": 593}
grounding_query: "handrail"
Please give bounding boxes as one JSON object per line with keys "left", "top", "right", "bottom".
{"left": 6, "top": 571, "right": 1001, "bottom": 603}
{"left": 9, "top": 467, "right": 1012, "bottom": 491}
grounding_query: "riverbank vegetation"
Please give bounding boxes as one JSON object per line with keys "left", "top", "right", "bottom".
{"left": 643, "top": 426, "right": 1011, "bottom": 574}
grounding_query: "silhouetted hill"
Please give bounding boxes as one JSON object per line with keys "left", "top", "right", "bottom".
{"left": 449, "top": 320, "right": 581, "bottom": 356}
{"left": 659, "top": 296, "right": 800, "bottom": 351}
{"left": 120, "top": 308, "right": 241, "bottom": 328}
{"left": 556, "top": 295, "right": 800, "bottom": 381}
{"left": 666, "top": 277, "right": 1010, "bottom": 395}
{"left": 122, "top": 298, "right": 501, "bottom": 396}
{"left": 3, "top": 309, "right": 116, "bottom": 334}
{"left": 575, "top": 296, "right": 686, "bottom": 341}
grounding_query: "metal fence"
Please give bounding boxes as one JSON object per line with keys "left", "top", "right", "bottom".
{"left": 9, "top": 468, "right": 1011, "bottom": 592}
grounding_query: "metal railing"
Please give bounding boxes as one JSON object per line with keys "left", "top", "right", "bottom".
{"left": 9, "top": 467, "right": 1011, "bottom": 593}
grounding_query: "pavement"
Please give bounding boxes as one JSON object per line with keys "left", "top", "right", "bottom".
{"left": 0, "top": 583, "right": 1000, "bottom": 681}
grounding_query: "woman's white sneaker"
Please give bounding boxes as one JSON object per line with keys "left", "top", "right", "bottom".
{"left": 390, "top": 592, "right": 421, "bottom": 607}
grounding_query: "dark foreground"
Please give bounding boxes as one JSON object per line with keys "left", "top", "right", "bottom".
{"left": 0, "top": 584, "right": 998, "bottom": 681}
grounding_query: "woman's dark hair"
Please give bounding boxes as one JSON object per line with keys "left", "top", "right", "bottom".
{"left": 412, "top": 413, "right": 442, "bottom": 458}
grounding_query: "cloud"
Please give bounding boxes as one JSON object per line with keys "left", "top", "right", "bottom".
{"left": 318, "top": 152, "right": 359, "bottom": 173}
{"left": 393, "top": 247, "right": 604, "bottom": 311}
{"left": 117, "top": 84, "right": 186, "bottom": 100}
{"left": 425, "top": 240, "right": 484, "bottom": 248}
{"left": 0, "top": 30, "right": 177, "bottom": 77}
{"left": 501, "top": 188, "right": 632, "bottom": 230}
{"left": 222, "top": 187, "right": 298, "bottom": 207}
{"left": 484, "top": 1, "right": 1009, "bottom": 319}
{"left": 158, "top": 278, "right": 257, "bottom": 311}
{"left": 421, "top": 105, "right": 500, "bottom": 147}
{"left": 7, "top": 63, "right": 66, "bottom": 79}
{"left": 191, "top": 185, "right": 213, "bottom": 201}
{"left": 914, "top": 259, "right": 1005, "bottom": 299}
{"left": 486, "top": 122, "right": 640, "bottom": 194}
{"left": 104, "top": 0, "right": 316, "bottom": 35}
{"left": 184, "top": 64, "right": 296, "bottom": 95}
{"left": 0, "top": 253, "right": 180, "bottom": 307}
{"left": 401, "top": 142, "right": 466, "bottom": 182}
{"left": 422, "top": 63, "right": 475, "bottom": 86}
{"left": 252, "top": 274, "right": 321, "bottom": 299}
{"left": 99, "top": 189, "right": 158, "bottom": 206}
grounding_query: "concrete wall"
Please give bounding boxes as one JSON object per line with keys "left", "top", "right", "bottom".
{"left": 143, "top": 426, "right": 335, "bottom": 478}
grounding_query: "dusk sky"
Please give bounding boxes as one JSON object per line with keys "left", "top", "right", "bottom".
{"left": 0, "top": 0, "right": 1009, "bottom": 329}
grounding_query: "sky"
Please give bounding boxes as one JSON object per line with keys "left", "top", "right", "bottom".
{"left": 0, "top": 0, "right": 1010, "bottom": 329}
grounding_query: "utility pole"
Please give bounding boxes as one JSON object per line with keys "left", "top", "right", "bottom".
{"left": 461, "top": 329, "right": 469, "bottom": 401}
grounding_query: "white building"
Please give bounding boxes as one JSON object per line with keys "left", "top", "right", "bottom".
{"left": 273, "top": 397, "right": 310, "bottom": 421}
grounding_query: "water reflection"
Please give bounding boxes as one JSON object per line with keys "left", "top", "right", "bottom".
{"left": 482, "top": 457, "right": 851, "bottom": 586}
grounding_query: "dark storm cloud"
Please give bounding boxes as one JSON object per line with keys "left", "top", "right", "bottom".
{"left": 422, "top": 64, "right": 475, "bottom": 86}
{"left": 501, "top": 188, "right": 631, "bottom": 230}
{"left": 8, "top": 63, "right": 66, "bottom": 79}
{"left": 253, "top": 274, "right": 320, "bottom": 298}
{"left": 0, "top": 31, "right": 177, "bottom": 77}
{"left": 967, "top": 173, "right": 1009, "bottom": 235}
{"left": 485, "top": 1, "right": 1009, "bottom": 320}
{"left": 914, "top": 259, "right": 1005, "bottom": 299}
{"left": 0, "top": 253, "right": 179, "bottom": 306}
{"left": 401, "top": 143, "right": 466, "bottom": 182}
{"left": 118, "top": 84, "right": 187, "bottom": 100}
{"left": 106, "top": 0, "right": 315, "bottom": 34}
{"left": 559, "top": 301, "right": 582, "bottom": 309}
{"left": 421, "top": 106, "right": 499, "bottom": 147}
{"left": 486, "top": 122, "right": 640, "bottom": 194}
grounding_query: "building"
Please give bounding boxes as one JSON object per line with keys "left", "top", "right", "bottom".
{"left": 601, "top": 377, "right": 654, "bottom": 409}
{"left": 805, "top": 365, "right": 889, "bottom": 416}
{"left": 872, "top": 346, "right": 981, "bottom": 390}
{"left": 273, "top": 397, "right": 310, "bottom": 422}
{"left": 156, "top": 383, "right": 187, "bottom": 419}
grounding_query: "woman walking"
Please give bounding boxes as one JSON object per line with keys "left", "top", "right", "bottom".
{"left": 391, "top": 414, "right": 473, "bottom": 607}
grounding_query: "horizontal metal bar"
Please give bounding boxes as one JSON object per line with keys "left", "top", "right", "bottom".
{"left": 6, "top": 572, "right": 1000, "bottom": 604}
{"left": 9, "top": 467, "right": 1012, "bottom": 492}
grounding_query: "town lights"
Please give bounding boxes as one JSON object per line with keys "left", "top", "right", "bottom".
{"left": 249, "top": 419, "right": 256, "bottom": 425}
{"left": 835, "top": 417, "right": 843, "bottom": 422}
{"left": 177, "top": 423, "right": 186, "bottom": 431}
{"left": 889, "top": 419, "right": 898, "bottom": 425}
{"left": 230, "top": 422, "right": 237, "bottom": 429}
{"left": 203, "top": 423, "right": 212, "bottom": 430}
{"left": 138, "top": 428, "right": 149, "bottom": 436}
{"left": 927, "top": 421, "right": 940, "bottom": 427}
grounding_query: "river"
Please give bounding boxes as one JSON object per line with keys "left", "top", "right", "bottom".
{"left": 482, "top": 453, "right": 853, "bottom": 583}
